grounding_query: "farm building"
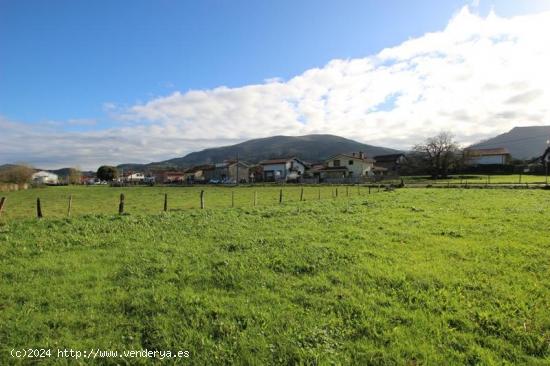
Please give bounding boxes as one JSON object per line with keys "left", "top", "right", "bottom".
{"left": 259, "top": 157, "right": 307, "bottom": 182}
{"left": 464, "top": 148, "right": 511, "bottom": 165}
{"left": 31, "top": 171, "right": 59, "bottom": 185}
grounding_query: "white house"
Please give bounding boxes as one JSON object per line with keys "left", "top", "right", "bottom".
{"left": 259, "top": 157, "right": 307, "bottom": 182}
{"left": 32, "top": 171, "right": 59, "bottom": 185}
{"left": 125, "top": 172, "right": 145, "bottom": 183}
{"left": 324, "top": 152, "right": 375, "bottom": 178}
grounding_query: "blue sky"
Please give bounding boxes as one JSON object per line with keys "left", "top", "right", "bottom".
{"left": 1, "top": 0, "right": 550, "bottom": 168}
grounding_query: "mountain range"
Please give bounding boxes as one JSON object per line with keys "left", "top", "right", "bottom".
{"left": 118, "top": 134, "right": 401, "bottom": 171}
{"left": 3, "top": 127, "right": 549, "bottom": 174}
{"left": 469, "top": 126, "right": 550, "bottom": 160}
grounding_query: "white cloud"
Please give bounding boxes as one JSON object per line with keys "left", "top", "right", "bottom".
{"left": 2, "top": 6, "right": 550, "bottom": 170}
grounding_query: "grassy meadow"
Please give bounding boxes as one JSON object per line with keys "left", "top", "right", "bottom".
{"left": 0, "top": 186, "right": 549, "bottom": 364}
{"left": 397, "top": 174, "right": 548, "bottom": 186}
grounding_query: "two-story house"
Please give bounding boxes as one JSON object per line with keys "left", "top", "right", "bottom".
{"left": 259, "top": 157, "right": 307, "bottom": 182}
{"left": 322, "top": 152, "right": 375, "bottom": 178}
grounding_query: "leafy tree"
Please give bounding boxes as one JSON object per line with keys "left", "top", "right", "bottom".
{"left": 96, "top": 166, "right": 118, "bottom": 181}
{"left": 412, "top": 132, "right": 461, "bottom": 178}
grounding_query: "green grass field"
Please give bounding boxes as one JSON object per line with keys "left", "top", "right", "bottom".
{"left": 400, "top": 174, "right": 548, "bottom": 185}
{"left": 1, "top": 187, "right": 549, "bottom": 364}
{"left": 0, "top": 185, "right": 370, "bottom": 221}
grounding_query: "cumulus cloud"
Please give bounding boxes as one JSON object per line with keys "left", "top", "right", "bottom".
{"left": 2, "top": 6, "right": 550, "bottom": 169}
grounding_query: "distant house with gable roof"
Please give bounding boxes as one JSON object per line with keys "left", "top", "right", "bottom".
{"left": 464, "top": 148, "right": 511, "bottom": 165}
{"left": 320, "top": 152, "right": 375, "bottom": 179}
{"left": 259, "top": 157, "right": 306, "bottom": 182}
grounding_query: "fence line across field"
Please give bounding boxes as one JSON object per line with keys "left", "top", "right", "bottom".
{"left": 1, "top": 180, "right": 548, "bottom": 220}
{"left": 1, "top": 185, "right": 383, "bottom": 219}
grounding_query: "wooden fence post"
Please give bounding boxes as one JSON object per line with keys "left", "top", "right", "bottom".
{"left": 200, "top": 190, "right": 205, "bottom": 209}
{"left": 36, "top": 197, "right": 43, "bottom": 218}
{"left": 279, "top": 189, "right": 283, "bottom": 204}
{"left": 67, "top": 195, "right": 73, "bottom": 217}
{"left": 336, "top": 187, "right": 339, "bottom": 198}
{"left": 378, "top": 184, "right": 381, "bottom": 192}
{"left": 346, "top": 186, "right": 349, "bottom": 197}
{"left": 164, "top": 193, "right": 168, "bottom": 212}
{"left": 368, "top": 186, "right": 371, "bottom": 194}
{"left": 254, "top": 191, "right": 257, "bottom": 207}
{"left": 0, "top": 197, "right": 6, "bottom": 217}
{"left": 318, "top": 188, "right": 321, "bottom": 200}
{"left": 231, "top": 191, "right": 235, "bottom": 208}
{"left": 119, "top": 193, "right": 125, "bottom": 214}
{"left": 300, "top": 187, "right": 304, "bottom": 201}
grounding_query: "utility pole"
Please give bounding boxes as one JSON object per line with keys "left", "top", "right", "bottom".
{"left": 236, "top": 152, "right": 239, "bottom": 186}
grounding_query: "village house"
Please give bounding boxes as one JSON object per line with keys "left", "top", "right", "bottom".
{"left": 259, "top": 157, "right": 307, "bottom": 182}
{"left": 183, "top": 165, "right": 212, "bottom": 183}
{"left": 321, "top": 152, "right": 375, "bottom": 179}
{"left": 373, "top": 153, "right": 406, "bottom": 175}
{"left": 154, "top": 171, "right": 185, "bottom": 184}
{"left": 464, "top": 148, "right": 511, "bottom": 165}
{"left": 31, "top": 171, "right": 59, "bottom": 185}
{"left": 204, "top": 160, "right": 250, "bottom": 183}
{"left": 125, "top": 172, "right": 145, "bottom": 183}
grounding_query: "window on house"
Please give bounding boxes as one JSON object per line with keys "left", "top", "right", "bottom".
{"left": 349, "top": 160, "right": 354, "bottom": 165}
{"left": 333, "top": 160, "right": 340, "bottom": 167}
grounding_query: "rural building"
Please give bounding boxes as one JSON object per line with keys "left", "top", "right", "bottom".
{"left": 373, "top": 153, "right": 406, "bottom": 175}
{"left": 125, "top": 172, "right": 145, "bottom": 183}
{"left": 183, "top": 165, "right": 212, "bottom": 183}
{"left": 464, "top": 148, "right": 511, "bottom": 165}
{"left": 324, "top": 152, "right": 375, "bottom": 178}
{"left": 31, "top": 171, "right": 59, "bottom": 185}
{"left": 203, "top": 160, "right": 250, "bottom": 183}
{"left": 260, "top": 157, "right": 307, "bottom": 182}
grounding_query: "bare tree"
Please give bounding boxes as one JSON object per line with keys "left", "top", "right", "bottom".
{"left": 412, "top": 132, "right": 461, "bottom": 178}
{"left": 0, "top": 164, "right": 35, "bottom": 184}
{"left": 67, "top": 167, "right": 81, "bottom": 185}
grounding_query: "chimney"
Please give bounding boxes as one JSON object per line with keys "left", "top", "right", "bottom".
{"left": 359, "top": 151, "right": 364, "bottom": 159}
